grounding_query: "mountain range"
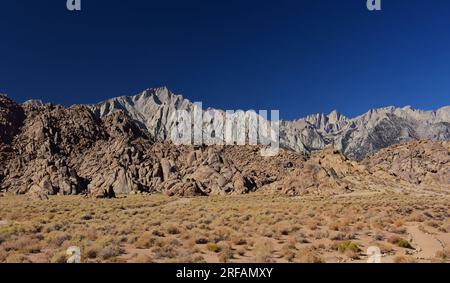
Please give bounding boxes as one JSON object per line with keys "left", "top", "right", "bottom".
{"left": 0, "top": 87, "right": 449, "bottom": 199}
{"left": 83, "top": 87, "right": 450, "bottom": 160}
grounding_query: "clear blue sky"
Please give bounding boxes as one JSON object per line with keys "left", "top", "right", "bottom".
{"left": 0, "top": 0, "right": 449, "bottom": 120}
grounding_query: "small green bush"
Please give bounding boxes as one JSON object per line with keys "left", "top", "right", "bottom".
{"left": 207, "top": 243, "right": 221, "bottom": 253}
{"left": 337, "top": 241, "right": 360, "bottom": 254}
{"left": 388, "top": 236, "right": 414, "bottom": 249}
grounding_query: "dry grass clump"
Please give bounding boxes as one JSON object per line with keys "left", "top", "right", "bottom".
{"left": 218, "top": 242, "right": 233, "bottom": 263}
{"left": 371, "top": 242, "right": 394, "bottom": 254}
{"left": 207, "top": 243, "right": 221, "bottom": 253}
{"left": 44, "top": 231, "right": 71, "bottom": 247}
{"left": 433, "top": 248, "right": 450, "bottom": 262}
{"left": 334, "top": 241, "right": 361, "bottom": 260}
{"left": 393, "top": 254, "right": 417, "bottom": 263}
{"left": 135, "top": 232, "right": 157, "bottom": 249}
{"left": 280, "top": 242, "right": 297, "bottom": 262}
{"left": 296, "top": 247, "right": 324, "bottom": 263}
{"left": 165, "top": 224, "right": 182, "bottom": 235}
{"left": 231, "top": 234, "right": 247, "bottom": 246}
{"left": 6, "top": 253, "right": 32, "bottom": 263}
{"left": 387, "top": 235, "right": 414, "bottom": 249}
{"left": 253, "top": 239, "right": 274, "bottom": 263}
{"left": 98, "top": 244, "right": 122, "bottom": 260}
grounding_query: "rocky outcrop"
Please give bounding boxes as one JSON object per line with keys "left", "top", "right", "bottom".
{"left": 0, "top": 89, "right": 449, "bottom": 199}
{"left": 363, "top": 140, "right": 450, "bottom": 189}
{"left": 0, "top": 94, "right": 25, "bottom": 145}
{"left": 261, "top": 147, "right": 396, "bottom": 196}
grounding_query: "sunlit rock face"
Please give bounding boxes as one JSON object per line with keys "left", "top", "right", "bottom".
{"left": 0, "top": 88, "right": 448, "bottom": 199}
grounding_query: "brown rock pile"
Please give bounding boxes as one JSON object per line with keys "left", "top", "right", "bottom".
{"left": 0, "top": 95, "right": 306, "bottom": 198}
{"left": 0, "top": 94, "right": 448, "bottom": 199}
{"left": 363, "top": 140, "right": 450, "bottom": 190}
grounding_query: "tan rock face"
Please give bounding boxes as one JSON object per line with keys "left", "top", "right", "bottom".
{"left": 0, "top": 95, "right": 305, "bottom": 198}
{"left": 363, "top": 140, "right": 450, "bottom": 190}
{"left": 0, "top": 94, "right": 448, "bottom": 199}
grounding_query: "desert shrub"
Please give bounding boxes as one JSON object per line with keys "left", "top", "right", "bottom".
{"left": 337, "top": 241, "right": 360, "bottom": 254}
{"left": 6, "top": 253, "right": 31, "bottom": 263}
{"left": 135, "top": 232, "right": 157, "bottom": 249}
{"left": 434, "top": 248, "right": 450, "bottom": 262}
{"left": 407, "top": 212, "right": 425, "bottom": 222}
{"left": 373, "top": 232, "right": 385, "bottom": 241}
{"left": 152, "top": 245, "right": 177, "bottom": 259}
{"left": 374, "top": 242, "right": 394, "bottom": 254}
{"left": 207, "top": 243, "right": 221, "bottom": 253}
{"left": 0, "top": 248, "right": 8, "bottom": 262}
{"left": 331, "top": 232, "right": 346, "bottom": 241}
{"left": 218, "top": 243, "right": 233, "bottom": 263}
{"left": 393, "top": 219, "right": 404, "bottom": 227}
{"left": 231, "top": 234, "right": 247, "bottom": 245}
{"left": 426, "top": 221, "right": 440, "bottom": 228}
{"left": 195, "top": 237, "right": 208, "bottom": 244}
{"left": 45, "top": 231, "right": 71, "bottom": 247}
{"left": 253, "top": 240, "right": 274, "bottom": 263}
{"left": 84, "top": 246, "right": 98, "bottom": 259}
{"left": 388, "top": 236, "right": 414, "bottom": 249}
{"left": 50, "top": 251, "right": 67, "bottom": 263}
{"left": 212, "top": 227, "right": 231, "bottom": 242}
{"left": 85, "top": 227, "right": 98, "bottom": 241}
{"left": 99, "top": 245, "right": 121, "bottom": 260}
{"left": 313, "top": 230, "right": 329, "bottom": 240}
{"left": 151, "top": 229, "right": 165, "bottom": 237}
{"left": 296, "top": 247, "right": 324, "bottom": 263}
{"left": 237, "top": 248, "right": 246, "bottom": 256}
{"left": 280, "top": 243, "right": 296, "bottom": 262}
{"left": 166, "top": 224, "right": 181, "bottom": 235}
{"left": 393, "top": 254, "right": 417, "bottom": 263}
{"left": 81, "top": 214, "right": 93, "bottom": 221}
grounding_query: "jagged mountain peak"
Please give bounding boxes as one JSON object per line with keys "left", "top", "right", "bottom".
{"left": 85, "top": 87, "right": 449, "bottom": 160}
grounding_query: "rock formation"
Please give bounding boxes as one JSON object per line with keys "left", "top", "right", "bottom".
{"left": 363, "top": 140, "right": 450, "bottom": 190}
{"left": 88, "top": 87, "right": 450, "bottom": 160}
{"left": 0, "top": 89, "right": 448, "bottom": 199}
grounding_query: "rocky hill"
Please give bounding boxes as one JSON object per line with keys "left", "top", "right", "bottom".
{"left": 0, "top": 90, "right": 449, "bottom": 199}
{"left": 363, "top": 140, "right": 450, "bottom": 190}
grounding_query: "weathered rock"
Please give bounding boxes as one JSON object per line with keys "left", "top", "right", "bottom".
{"left": 0, "top": 94, "right": 25, "bottom": 145}
{"left": 364, "top": 140, "right": 450, "bottom": 190}
{"left": 0, "top": 90, "right": 448, "bottom": 200}
{"left": 27, "top": 184, "right": 50, "bottom": 201}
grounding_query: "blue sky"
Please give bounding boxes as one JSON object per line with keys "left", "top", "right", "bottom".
{"left": 0, "top": 0, "right": 449, "bottom": 120}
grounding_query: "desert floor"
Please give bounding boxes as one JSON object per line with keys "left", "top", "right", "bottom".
{"left": 0, "top": 192, "right": 449, "bottom": 263}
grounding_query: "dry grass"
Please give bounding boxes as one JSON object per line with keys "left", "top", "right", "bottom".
{"left": 0, "top": 193, "right": 449, "bottom": 263}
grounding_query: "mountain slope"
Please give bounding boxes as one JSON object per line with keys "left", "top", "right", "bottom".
{"left": 89, "top": 87, "right": 450, "bottom": 160}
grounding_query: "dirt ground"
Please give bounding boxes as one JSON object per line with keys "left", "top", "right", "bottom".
{"left": 0, "top": 192, "right": 449, "bottom": 263}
